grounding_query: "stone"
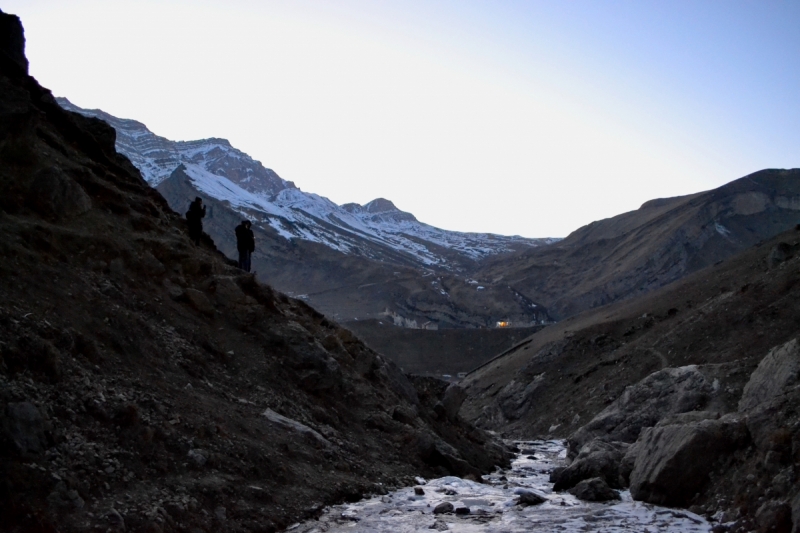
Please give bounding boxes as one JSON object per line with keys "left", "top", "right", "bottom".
{"left": 184, "top": 288, "right": 215, "bottom": 316}
{"left": 454, "top": 507, "right": 470, "bottom": 515}
{"left": 187, "top": 448, "right": 208, "bottom": 467}
{"left": 754, "top": 500, "right": 792, "bottom": 533}
{"left": 792, "top": 492, "right": 800, "bottom": 533}
{"left": 26, "top": 166, "right": 92, "bottom": 220}
{"left": 629, "top": 415, "right": 749, "bottom": 506}
{"left": 414, "top": 486, "right": 425, "bottom": 495}
{"left": 552, "top": 438, "right": 628, "bottom": 491}
{"left": 433, "top": 502, "right": 454, "bottom": 514}
{"left": 2, "top": 401, "right": 47, "bottom": 455}
{"left": 261, "top": 408, "right": 330, "bottom": 448}
{"left": 516, "top": 489, "right": 547, "bottom": 505}
{"left": 569, "top": 366, "right": 714, "bottom": 453}
{"left": 107, "top": 508, "right": 125, "bottom": 528}
{"left": 429, "top": 520, "right": 449, "bottom": 531}
{"left": 441, "top": 384, "right": 467, "bottom": 420}
{"left": 568, "top": 477, "right": 621, "bottom": 502}
{"left": 738, "top": 338, "right": 800, "bottom": 412}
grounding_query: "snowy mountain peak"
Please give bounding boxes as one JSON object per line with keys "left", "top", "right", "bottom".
{"left": 59, "top": 99, "right": 557, "bottom": 267}
{"left": 364, "top": 198, "right": 399, "bottom": 213}
{"left": 56, "top": 97, "right": 294, "bottom": 198}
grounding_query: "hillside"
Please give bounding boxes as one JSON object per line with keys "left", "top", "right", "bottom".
{"left": 0, "top": 11, "right": 510, "bottom": 532}
{"left": 477, "top": 169, "right": 800, "bottom": 320}
{"left": 461, "top": 223, "right": 800, "bottom": 530}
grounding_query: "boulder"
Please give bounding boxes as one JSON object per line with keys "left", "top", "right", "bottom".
{"left": 569, "top": 366, "right": 714, "bottom": 454}
{"left": 516, "top": 488, "right": 547, "bottom": 505}
{"left": 184, "top": 288, "right": 215, "bottom": 316}
{"left": 739, "top": 338, "right": 800, "bottom": 412}
{"left": 440, "top": 384, "right": 467, "bottom": 420}
{"left": 1, "top": 401, "right": 47, "bottom": 455}
{"left": 568, "top": 477, "right": 620, "bottom": 502}
{"left": 754, "top": 500, "right": 792, "bottom": 533}
{"left": 433, "top": 502, "right": 454, "bottom": 514}
{"left": 26, "top": 166, "right": 92, "bottom": 220}
{"left": 629, "top": 415, "right": 749, "bottom": 506}
{"left": 552, "top": 438, "right": 628, "bottom": 491}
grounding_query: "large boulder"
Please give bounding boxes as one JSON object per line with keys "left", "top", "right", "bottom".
{"left": 552, "top": 438, "right": 629, "bottom": 491}
{"left": 738, "top": 338, "right": 800, "bottom": 412}
{"left": 1, "top": 401, "right": 47, "bottom": 456}
{"left": 629, "top": 415, "right": 749, "bottom": 506}
{"left": 568, "top": 366, "right": 714, "bottom": 454}
{"left": 569, "top": 477, "right": 621, "bottom": 502}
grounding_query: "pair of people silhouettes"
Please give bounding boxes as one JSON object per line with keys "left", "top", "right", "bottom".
{"left": 187, "top": 197, "right": 255, "bottom": 273}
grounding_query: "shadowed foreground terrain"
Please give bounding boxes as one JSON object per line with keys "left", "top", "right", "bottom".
{"left": 0, "top": 11, "right": 509, "bottom": 532}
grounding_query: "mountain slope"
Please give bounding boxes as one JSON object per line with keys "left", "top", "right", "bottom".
{"left": 460, "top": 225, "right": 800, "bottom": 529}
{"left": 0, "top": 11, "right": 509, "bottom": 532}
{"left": 476, "top": 169, "right": 800, "bottom": 320}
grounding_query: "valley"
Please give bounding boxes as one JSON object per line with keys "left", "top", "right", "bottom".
{"left": 3, "top": 6, "right": 800, "bottom": 532}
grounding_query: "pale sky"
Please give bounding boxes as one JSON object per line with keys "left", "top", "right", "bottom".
{"left": 4, "top": 0, "right": 799, "bottom": 237}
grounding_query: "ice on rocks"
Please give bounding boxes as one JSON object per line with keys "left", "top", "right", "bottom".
{"left": 291, "top": 440, "right": 711, "bottom": 532}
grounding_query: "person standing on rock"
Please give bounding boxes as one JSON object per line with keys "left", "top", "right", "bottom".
{"left": 235, "top": 220, "right": 255, "bottom": 272}
{"left": 186, "top": 197, "right": 206, "bottom": 245}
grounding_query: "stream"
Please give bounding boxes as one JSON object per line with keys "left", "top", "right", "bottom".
{"left": 287, "top": 440, "right": 711, "bottom": 532}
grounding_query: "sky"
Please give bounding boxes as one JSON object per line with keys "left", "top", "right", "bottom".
{"left": 3, "top": 0, "right": 800, "bottom": 238}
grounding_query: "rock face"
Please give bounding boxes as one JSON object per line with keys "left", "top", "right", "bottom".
{"left": 628, "top": 415, "right": 749, "bottom": 506}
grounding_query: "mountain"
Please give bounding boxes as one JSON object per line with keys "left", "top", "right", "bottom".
{"left": 0, "top": 11, "right": 509, "bottom": 532}
{"left": 57, "top": 97, "right": 554, "bottom": 269}
{"left": 475, "top": 169, "right": 800, "bottom": 320}
{"left": 56, "top": 98, "right": 557, "bottom": 330}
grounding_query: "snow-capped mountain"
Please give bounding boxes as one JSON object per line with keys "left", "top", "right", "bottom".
{"left": 58, "top": 98, "right": 555, "bottom": 269}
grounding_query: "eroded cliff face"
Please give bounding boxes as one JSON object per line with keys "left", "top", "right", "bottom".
{"left": 0, "top": 10, "right": 510, "bottom": 532}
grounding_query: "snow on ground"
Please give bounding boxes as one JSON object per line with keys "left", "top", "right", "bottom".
{"left": 288, "top": 440, "right": 711, "bottom": 533}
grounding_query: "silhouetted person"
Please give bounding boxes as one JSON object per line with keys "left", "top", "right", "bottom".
{"left": 186, "top": 197, "right": 206, "bottom": 245}
{"left": 235, "top": 220, "right": 255, "bottom": 272}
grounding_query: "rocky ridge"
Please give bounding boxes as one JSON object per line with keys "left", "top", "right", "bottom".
{"left": 0, "top": 11, "right": 510, "bottom": 532}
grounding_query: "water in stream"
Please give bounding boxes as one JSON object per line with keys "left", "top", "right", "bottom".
{"left": 288, "top": 440, "right": 711, "bottom": 532}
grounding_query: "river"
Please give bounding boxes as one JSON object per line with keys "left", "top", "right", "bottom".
{"left": 286, "top": 440, "right": 712, "bottom": 532}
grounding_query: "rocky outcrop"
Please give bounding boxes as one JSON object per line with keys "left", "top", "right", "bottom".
{"left": 558, "top": 337, "right": 800, "bottom": 530}
{"left": 568, "top": 366, "right": 714, "bottom": 454}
